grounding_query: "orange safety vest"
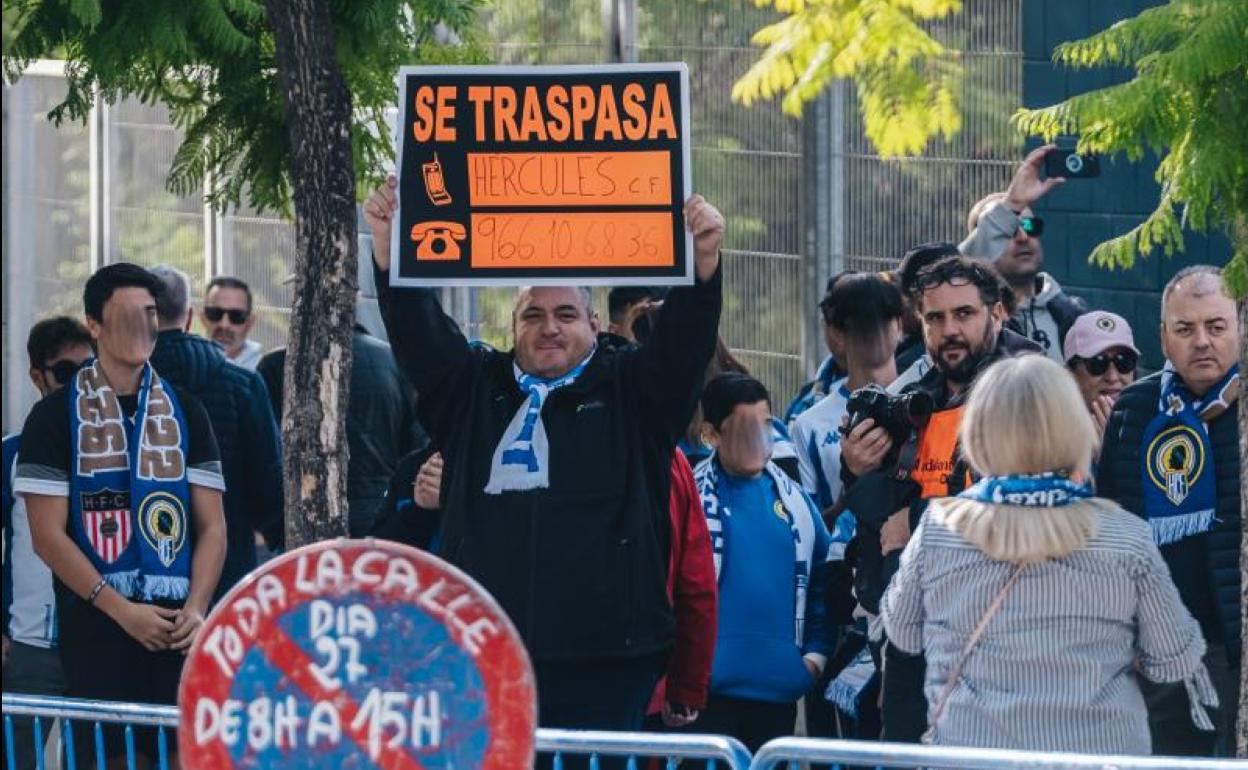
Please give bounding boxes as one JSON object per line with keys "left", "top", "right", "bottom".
{"left": 910, "top": 406, "right": 969, "bottom": 498}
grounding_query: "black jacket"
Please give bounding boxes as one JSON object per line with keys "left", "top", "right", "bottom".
{"left": 376, "top": 266, "right": 722, "bottom": 661}
{"left": 369, "top": 446, "right": 440, "bottom": 550}
{"left": 150, "top": 330, "right": 283, "bottom": 596}
{"left": 257, "top": 328, "right": 425, "bottom": 537}
{"left": 1096, "top": 372, "right": 1241, "bottom": 663}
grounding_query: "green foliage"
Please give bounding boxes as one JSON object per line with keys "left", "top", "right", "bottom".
{"left": 1013, "top": 0, "right": 1248, "bottom": 298}
{"left": 732, "top": 0, "right": 963, "bottom": 157}
{"left": 3, "top": 0, "right": 483, "bottom": 216}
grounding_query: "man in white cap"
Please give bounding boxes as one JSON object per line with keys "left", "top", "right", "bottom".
{"left": 1062, "top": 310, "right": 1139, "bottom": 440}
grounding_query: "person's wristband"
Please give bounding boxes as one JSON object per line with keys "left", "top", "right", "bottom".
{"left": 87, "top": 578, "right": 107, "bottom": 606}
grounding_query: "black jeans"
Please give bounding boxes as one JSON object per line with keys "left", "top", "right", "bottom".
{"left": 535, "top": 653, "right": 665, "bottom": 769}
{"left": 1, "top": 642, "right": 67, "bottom": 770}
{"left": 681, "top": 694, "right": 796, "bottom": 755}
{"left": 879, "top": 640, "right": 927, "bottom": 743}
{"left": 1141, "top": 642, "right": 1239, "bottom": 757}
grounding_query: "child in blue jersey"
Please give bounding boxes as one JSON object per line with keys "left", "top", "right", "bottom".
{"left": 690, "top": 373, "right": 834, "bottom": 753}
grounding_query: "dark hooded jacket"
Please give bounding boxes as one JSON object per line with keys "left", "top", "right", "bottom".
{"left": 150, "top": 330, "right": 282, "bottom": 596}
{"left": 1097, "top": 372, "right": 1240, "bottom": 664}
{"left": 374, "top": 266, "right": 722, "bottom": 661}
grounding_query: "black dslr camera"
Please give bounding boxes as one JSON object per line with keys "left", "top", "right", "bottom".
{"left": 839, "top": 384, "right": 934, "bottom": 466}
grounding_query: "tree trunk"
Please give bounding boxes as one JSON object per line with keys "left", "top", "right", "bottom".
{"left": 265, "top": 0, "right": 357, "bottom": 547}
{"left": 1238, "top": 293, "right": 1248, "bottom": 757}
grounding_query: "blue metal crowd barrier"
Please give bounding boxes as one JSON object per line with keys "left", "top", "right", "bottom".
{"left": 6, "top": 694, "right": 1246, "bottom": 770}
{"left": 1, "top": 693, "right": 751, "bottom": 770}
{"left": 749, "top": 736, "right": 1247, "bottom": 770}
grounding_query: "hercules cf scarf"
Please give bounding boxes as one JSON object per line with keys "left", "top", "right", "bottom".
{"left": 1139, "top": 363, "right": 1237, "bottom": 545}
{"left": 68, "top": 359, "right": 193, "bottom": 601}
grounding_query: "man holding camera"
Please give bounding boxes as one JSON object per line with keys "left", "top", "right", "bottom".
{"left": 838, "top": 255, "right": 1041, "bottom": 741}
{"left": 960, "top": 146, "right": 1088, "bottom": 361}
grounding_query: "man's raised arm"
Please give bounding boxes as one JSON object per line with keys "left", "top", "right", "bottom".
{"left": 365, "top": 174, "right": 477, "bottom": 448}
{"left": 630, "top": 195, "right": 724, "bottom": 442}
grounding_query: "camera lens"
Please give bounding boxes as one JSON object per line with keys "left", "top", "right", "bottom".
{"left": 1065, "top": 154, "right": 1084, "bottom": 174}
{"left": 903, "top": 391, "right": 934, "bottom": 427}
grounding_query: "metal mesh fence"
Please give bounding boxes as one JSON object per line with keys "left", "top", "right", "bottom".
{"left": 218, "top": 203, "right": 299, "bottom": 354}
{"left": 105, "top": 99, "right": 204, "bottom": 276}
{"left": 2, "top": 2, "right": 1022, "bottom": 431}
{"left": 466, "top": 0, "right": 808, "bottom": 402}
{"left": 639, "top": 0, "right": 806, "bottom": 401}
{"left": 839, "top": 0, "right": 1023, "bottom": 274}
{"left": 2, "top": 69, "right": 92, "bottom": 432}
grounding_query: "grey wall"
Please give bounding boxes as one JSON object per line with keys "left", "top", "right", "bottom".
{"left": 1022, "top": 0, "right": 1231, "bottom": 370}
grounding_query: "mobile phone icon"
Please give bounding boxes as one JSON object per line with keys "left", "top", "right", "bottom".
{"left": 423, "top": 153, "right": 453, "bottom": 206}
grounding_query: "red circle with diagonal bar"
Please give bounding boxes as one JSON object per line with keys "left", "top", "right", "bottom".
{"left": 178, "top": 539, "right": 536, "bottom": 770}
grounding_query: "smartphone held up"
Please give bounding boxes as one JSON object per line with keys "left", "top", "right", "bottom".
{"left": 1044, "top": 147, "right": 1100, "bottom": 179}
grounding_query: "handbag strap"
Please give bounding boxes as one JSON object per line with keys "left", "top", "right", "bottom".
{"left": 927, "top": 564, "right": 1024, "bottom": 732}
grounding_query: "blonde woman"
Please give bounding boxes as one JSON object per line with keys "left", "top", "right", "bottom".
{"left": 880, "top": 355, "right": 1215, "bottom": 754}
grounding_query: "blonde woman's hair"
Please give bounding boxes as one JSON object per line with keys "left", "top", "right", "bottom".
{"left": 932, "top": 354, "right": 1108, "bottom": 563}
{"left": 961, "top": 354, "right": 1097, "bottom": 478}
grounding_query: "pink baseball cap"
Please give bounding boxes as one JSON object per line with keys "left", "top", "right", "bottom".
{"left": 1063, "top": 311, "right": 1140, "bottom": 362}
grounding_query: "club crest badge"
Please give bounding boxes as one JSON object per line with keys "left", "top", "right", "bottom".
{"left": 1146, "top": 425, "right": 1206, "bottom": 506}
{"left": 139, "top": 491, "right": 187, "bottom": 567}
{"left": 81, "top": 489, "right": 132, "bottom": 564}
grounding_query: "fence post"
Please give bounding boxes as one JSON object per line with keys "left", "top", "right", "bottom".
{"left": 800, "top": 82, "right": 847, "bottom": 377}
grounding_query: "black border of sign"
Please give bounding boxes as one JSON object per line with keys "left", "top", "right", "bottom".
{"left": 389, "top": 63, "right": 694, "bottom": 288}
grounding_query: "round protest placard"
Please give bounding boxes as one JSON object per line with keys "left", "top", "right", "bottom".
{"left": 178, "top": 539, "right": 537, "bottom": 770}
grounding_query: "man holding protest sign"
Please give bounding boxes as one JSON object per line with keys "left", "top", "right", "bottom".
{"left": 365, "top": 169, "right": 723, "bottom": 731}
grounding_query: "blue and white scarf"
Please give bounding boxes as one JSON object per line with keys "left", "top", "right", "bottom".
{"left": 826, "top": 645, "right": 876, "bottom": 719}
{"left": 1140, "top": 363, "right": 1237, "bottom": 545}
{"left": 958, "top": 472, "right": 1094, "bottom": 507}
{"left": 783, "top": 355, "right": 841, "bottom": 425}
{"left": 694, "top": 454, "right": 816, "bottom": 644}
{"left": 68, "top": 359, "right": 193, "bottom": 601}
{"left": 484, "top": 348, "right": 596, "bottom": 494}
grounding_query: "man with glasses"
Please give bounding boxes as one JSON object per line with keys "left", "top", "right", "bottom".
{"left": 1097, "top": 265, "right": 1241, "bottom": 756}
{"left": 150, "top": 265, "right": 284, "bottom": 595}
{"left": 837, "top": 255, "right": 1041, "bottom": 742}
{"left": 960, "top": 146, "right": 1087, "bottom": 361}
{"left": 2, "top": 317, "right": 93, "bottom": 770}
{"left": 201, "top": 276, "right": 262, "bottom": 370}
{"left": 1062, "top": 311, "right": 1139, "bottom": 449}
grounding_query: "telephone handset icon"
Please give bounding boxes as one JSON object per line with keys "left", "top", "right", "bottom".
{"left": 411, "top": 221, "right": 466, "bottom": 261}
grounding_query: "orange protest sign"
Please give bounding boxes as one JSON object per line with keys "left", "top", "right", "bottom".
{"left": 391, "top": 65, "right": 692, "bottom": 287}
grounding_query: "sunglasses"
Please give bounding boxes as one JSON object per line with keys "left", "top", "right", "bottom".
{"left": 1075, "top": 350, "right": 1137, "bottom": 376}
{"left": 913, "top": 261, "right": 998, "bottom": 295}
{"left": 42, "top": 359, "right": 83, "bottom": 385}
{"left": 1019, "top": 216, "right": 1044, "bottom": 238}
{"left": 203, "top": 306, "right": 249, "bottom": 325}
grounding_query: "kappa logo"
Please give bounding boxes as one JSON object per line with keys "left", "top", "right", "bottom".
{"left": 576, "top": 400, "right": 605, "bottom": 414}
{"left": 138, "top": 491, "right": 188, "bottom": 568}
{"left": 1146, "top": 425, "right": 1205, "bottom": 506}
{"left": 81, "top": 488, "right": 132, "bottom": 564}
